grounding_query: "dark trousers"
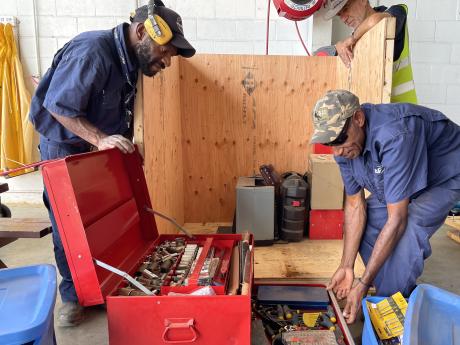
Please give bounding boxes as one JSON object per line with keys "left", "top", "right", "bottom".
{"left": 359, "top": 175, "right": 460, "bottom": 297}
{"left": 40, "top": 136, "right": 91, "bottom": 303}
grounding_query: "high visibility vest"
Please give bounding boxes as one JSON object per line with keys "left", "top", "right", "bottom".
{"left": 391, "top": 4, "right": 417, "bottom": 104}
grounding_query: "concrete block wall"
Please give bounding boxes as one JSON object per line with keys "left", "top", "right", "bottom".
{"left": 378, "top": 0, "right": 460, "bottom": 123}
{"left": 1, "top": 0, "right": 318, "bottom": 89}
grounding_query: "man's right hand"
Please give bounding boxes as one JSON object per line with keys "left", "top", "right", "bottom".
{"left": 335, "top": 36, "right": 356, "bottom": 68}
{"left": 327, "top": 266, "right": 355, "bottom": 300}
{"left": 97, "top": 134, "right": 135, "bottom": 154}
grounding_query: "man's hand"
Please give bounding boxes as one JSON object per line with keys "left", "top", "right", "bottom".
{"left": 343, "top": 281, "right": 369, "bottom": 324}
{"left": 335, "top": 35, "right": 356, "bottom": 68}
{"left": 97, "top": 134, "right": 135, "bottom": 154}
{"left": 327, "top": 266, "right": 354, "bottom": 300}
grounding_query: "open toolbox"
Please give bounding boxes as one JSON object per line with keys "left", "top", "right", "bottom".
{"left": 41, "top": 148, "right": 354, "bottom": 344}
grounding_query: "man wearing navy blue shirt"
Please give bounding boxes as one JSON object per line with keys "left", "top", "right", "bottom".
{"left": 29, "top": 2, "right": 195, "bottom": 327}
{"left": 311, "top": 90, "right": 460, "bottom": 324}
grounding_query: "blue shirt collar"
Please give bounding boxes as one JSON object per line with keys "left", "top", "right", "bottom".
{"left": 115, "top": 23, "right": 138, "bottom": 74}
{"left": 362, "top": 106, "right": 372, "bottom": 155}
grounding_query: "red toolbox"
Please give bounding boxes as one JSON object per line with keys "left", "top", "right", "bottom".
{"left": 309, "top": 210, "right": 344, "bottom": 240}
{"left": 42, "top": 149, "right": 252, "bottom": 345}
{"left": 42, "top": 148, "right": 354, "bottom": 344}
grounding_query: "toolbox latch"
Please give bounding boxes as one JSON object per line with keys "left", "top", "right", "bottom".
{"left": 162, "top": 318, "right": 197, "bottom": 343}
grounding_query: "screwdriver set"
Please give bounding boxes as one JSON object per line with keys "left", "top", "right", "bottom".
{"left": 252, "top": 301, "right": 346, "bottom": 344}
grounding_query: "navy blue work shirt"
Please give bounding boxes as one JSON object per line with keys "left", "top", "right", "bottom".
{"left": 335, "top": 103, "right": 460, "bottom": 204}
{"left": 29, "top": 23, "right": 138, "bottom": 144}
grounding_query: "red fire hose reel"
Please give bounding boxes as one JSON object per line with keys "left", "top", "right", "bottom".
{"left": 272, "top": 0, "right": 324, "bottom": 21}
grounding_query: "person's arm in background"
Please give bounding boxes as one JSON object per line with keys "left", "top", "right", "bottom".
{"left": 50, "top": 113, "right": 134, "bottom": 153}
{"left": 327, "top": 189, "right": 367, "bottom": 299}
{"left": 336, "top": 11, "right": 391, "bottom": 67}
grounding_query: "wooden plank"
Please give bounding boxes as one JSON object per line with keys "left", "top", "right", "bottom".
{"left": 337, "top": 18, "right": 395, "bottom": 104}
{"left": 134, "top": 77, "right": 144, "bottom": 158}
{"left": 254, "top": 240, "right": 365, "bottom": 280}
{"left": 178, "top": 55, "right": 336, "bottom": 223}
{"left": 0, "top": 218, "right": 51, "bottom": 238}
{"left": 445, "top": 217, "right": 460, "bottom": 231}
{"left": 183, "top": 223, "right": 365, "bottom": 280}
{"left": 144, "top": 57, "right": 184, "bottom": 234}
{"left": 447, "top": 229, "right": 460, "bottom": 245}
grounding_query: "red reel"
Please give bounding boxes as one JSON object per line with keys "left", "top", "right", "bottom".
{"left": 272, "top": 0, "right": 324, "bottom": 21}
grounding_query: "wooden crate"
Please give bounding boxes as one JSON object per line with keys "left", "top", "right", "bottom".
{"left": 137, "top": 18, "right": 395, "bottom": 233}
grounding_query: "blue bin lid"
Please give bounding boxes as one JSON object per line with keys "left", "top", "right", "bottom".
{"left": 0, "top": 264, "right": 56, "bottom": 344}
{"left": 403, "top": 284, "right": 460, "bottom": 345}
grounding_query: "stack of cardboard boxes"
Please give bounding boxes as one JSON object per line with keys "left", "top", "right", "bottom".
{"left": 309, "top": 145, "right": 344, "bottom": 239}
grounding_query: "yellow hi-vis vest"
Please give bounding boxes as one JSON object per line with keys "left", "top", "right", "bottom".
{"left": 391, "top": 4, "right": 417, "bottom": 104}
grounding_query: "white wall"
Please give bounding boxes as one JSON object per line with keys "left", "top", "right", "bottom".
{"left": 331, "top": 0, "right": 460, "bottom": 124}
{"left": 1, "top": 0, "right": 459, "bottom": 121}
{"left": 0, "top": 0, "right": 319, "bottom": 94}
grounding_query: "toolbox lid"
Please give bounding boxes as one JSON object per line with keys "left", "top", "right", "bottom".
{"left": 42, "top": 148, "right": 159, "bottom": 306}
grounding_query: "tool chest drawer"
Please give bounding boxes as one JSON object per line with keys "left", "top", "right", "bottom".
{"left": 252, "top": 280, "right": 355, "bottom": 345}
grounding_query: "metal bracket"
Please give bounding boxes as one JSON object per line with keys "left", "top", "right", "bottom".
{"left": 93, "top": 258, "right": 154, "bottom": 296}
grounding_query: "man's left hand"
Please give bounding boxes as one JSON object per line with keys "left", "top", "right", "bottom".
{"left": 342, "top": 281, "right": 369, "bottom": 324}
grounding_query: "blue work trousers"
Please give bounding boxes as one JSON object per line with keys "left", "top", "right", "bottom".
{"left": 359, "top": 175, "right": 460, "bottom": 297}
{"left": 39, "top": 136, "right": 91, "bottom": 303}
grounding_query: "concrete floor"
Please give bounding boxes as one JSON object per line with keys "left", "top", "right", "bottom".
{"left": 1, "top": 203, "right": 460, "bottom": 345}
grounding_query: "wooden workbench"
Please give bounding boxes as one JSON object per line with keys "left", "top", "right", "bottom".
{"left": 0, "top": 218, "right": 52, "bottom": 268}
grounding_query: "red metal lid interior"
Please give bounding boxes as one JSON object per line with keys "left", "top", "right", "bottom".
{"left": 43, "top": 149, "right": 159, "bottom": 303}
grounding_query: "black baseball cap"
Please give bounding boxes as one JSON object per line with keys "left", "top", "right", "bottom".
{"left": 130, "top": 3, "right": 196, "bottom": 58}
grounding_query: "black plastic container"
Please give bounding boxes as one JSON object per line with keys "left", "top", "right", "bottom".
{"left": 279, "top": 174, "right": 309, "bottom": 242}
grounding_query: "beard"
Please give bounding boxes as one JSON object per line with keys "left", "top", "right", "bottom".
{"left": 134, "top": 38, "right": 164, "bottom": 77}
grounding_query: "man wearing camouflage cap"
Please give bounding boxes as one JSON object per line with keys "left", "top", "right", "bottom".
{"left": 311, "top": 90, "right": 460, "bottom": 324}
{"left": 29, "top": 0, "right": 195, "bottom": 327}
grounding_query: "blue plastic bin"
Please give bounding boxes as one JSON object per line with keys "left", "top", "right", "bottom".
{"left": 362, "top": 296, "right": 386, "bottom": 345}
{"left": 0, "top": 264, "right": 57, "bottom": 345}
{"left": 363, "top": 284, "right": 460, "bottom": 345}
{"left": 403, "top": 284, "right": 460, "bottom": 345}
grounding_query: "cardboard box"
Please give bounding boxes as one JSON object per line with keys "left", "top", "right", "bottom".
{"left": 309, "top": 154, "right": 344, "bottom": 210}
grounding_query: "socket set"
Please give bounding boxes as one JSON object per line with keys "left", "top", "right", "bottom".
{"left": 118, "top": 237, "right": 236, "bottom": 296}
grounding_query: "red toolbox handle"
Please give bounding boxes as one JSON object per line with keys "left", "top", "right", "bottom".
{"left": 162, "top": 318, "right": 197, "bottom": 343}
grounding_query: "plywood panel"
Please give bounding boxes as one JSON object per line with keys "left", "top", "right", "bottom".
{"left": 180, "top": 55, "right": 337, "bottom": 222}
{"left": 144, "top": 57, "right": 184, "bottom": 234}
{"left": 337, "top": 18, "right": 395, "bottom": 104}
{"left": 180, "top": 56, "right": 255, "bottom": 223}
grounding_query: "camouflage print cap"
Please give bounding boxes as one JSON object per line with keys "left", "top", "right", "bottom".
{"left": 310, "top": 89, "right": 360, "bottom": 144}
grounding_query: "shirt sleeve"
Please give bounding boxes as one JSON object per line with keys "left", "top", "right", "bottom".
{"left": 385, "top": 5, "right": 407, "bottom": 61}
{"left": 381, "top": 133, "right": 428, "bottom": 204}
{"left": 43, "top": 56, "right": 105, "bottom": 117}
{"left": 334, "top": 156, "right": 362, "bottom": 196}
